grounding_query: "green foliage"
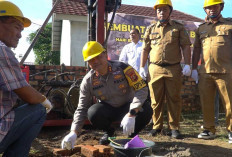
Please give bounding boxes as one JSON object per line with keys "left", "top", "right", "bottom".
{"left": 27, "top": 23, "right": 60, "bottom": 65}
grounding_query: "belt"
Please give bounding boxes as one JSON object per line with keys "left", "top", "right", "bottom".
{"left": 151, "top": 62, "right": 180, "bottom": 67}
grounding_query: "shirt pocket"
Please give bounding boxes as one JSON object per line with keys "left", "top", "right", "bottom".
{"left": 216, "top": 27, "right": 229, "bottom": 45}
{"left": 170, "top": 29, "right": 179, "bottom": 43}
{"left": 117, "top": 83, "right": 129, "bottom": 95}
{"left": 170, "top": 29, "right": 180, "bottom": 40}
{"left": 200, "top": 33, "right": 208, "bottom": 45}
{"left": 149, "top": 33, "right": 161, "bottom": 45}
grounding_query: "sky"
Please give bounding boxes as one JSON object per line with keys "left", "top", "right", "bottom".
{"left": 10, "top": 0, "right": 232, "bottom": 63}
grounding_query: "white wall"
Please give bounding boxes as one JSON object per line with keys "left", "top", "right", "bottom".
{"left": 70, "top": 21, "right": 87, "bottom": 66}
{"left": 60, "top": 20, "right": 71, "bottom": 65}
{"left": 56, "top": 15, "right": 88, "bottom": 66}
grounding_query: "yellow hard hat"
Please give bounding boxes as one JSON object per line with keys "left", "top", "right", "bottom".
{"left": 154, "top": 0, "right": 173, "bottom": 10}
{"left": 204, "top": 0, "right": 224, "bottom": 8}
{"left": 82, "top": 41, "right": 105, "bottom": 62}
{"left": 0, "top": 0, "right": 31, "bottom": 27}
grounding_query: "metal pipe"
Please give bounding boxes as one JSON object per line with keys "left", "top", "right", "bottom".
{"left": 96, "top": 0, "right": 105, "bottom": 44}
{"left": 93, "top": 1, "right": 97, "bottom": 8}
{"left": 103, "top": 0, "right": 119, "bottom": 47}
{"left": 87, "top": 0, "right": 92, "bottom": 41}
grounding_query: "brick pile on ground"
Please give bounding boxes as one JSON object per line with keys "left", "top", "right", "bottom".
{"left": 53, "top": 144, "right": 114, "bottom": 157}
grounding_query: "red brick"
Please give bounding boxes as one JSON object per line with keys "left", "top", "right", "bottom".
{"left": 65, "top": 75, "right": 74, "bottom": 81}
{"left": 47, "top": 75, "right": 55, "bottom": 80}
{"left": 53, "top": 148, "right": 71, "bottom": 156}
{"left": 29, "top": 81, "right": 38, "bottom": 86}
{"left": 72, "top": 144, "right": 83, "bottom": 154}
{"left": 34, "top": 65, "right": 45, "bottom": 70}
{"left": 45, "top": 65, "right": 55, "bottom": 70}
{"left": 65, "top": 66, "right": 75, "bottom": 70}
{"left": 81, "top": 145, "right": 99, "bottom": 157}
{"left": 34, "top": 75, "right": 44, "bottom": 80}
{"left": 93, "top": 145, "right": 111, "bottom": 153}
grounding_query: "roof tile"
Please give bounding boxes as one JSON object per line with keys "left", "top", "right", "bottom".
{"left": 53, "top": 0, "right": 203, "bottom": 22}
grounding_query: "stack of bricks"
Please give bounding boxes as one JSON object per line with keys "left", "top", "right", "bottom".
{"left": 53, "top": 144, "right": 113, "bottom": 157}
{"left": 181, "top": 76, "right": 201, "bottom": 112}
{"left": 27, "top": 64, "right": 87, "bottom": 91}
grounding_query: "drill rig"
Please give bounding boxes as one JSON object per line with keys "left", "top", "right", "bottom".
{"left": 86, "top": 0, "right": 121, "bottom": 45}
{"left": 43, "top": 0, "right": 122, "bottom": 126}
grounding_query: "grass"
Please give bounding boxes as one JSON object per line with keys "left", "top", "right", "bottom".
{"left": 0, "top": 112, "right": 230, "bottom": 157}
{"left": 180, "top": 112, "right": 228, "bottom": 142}
{"left": 29, "top": 149, "right": 41, "bottom": 154}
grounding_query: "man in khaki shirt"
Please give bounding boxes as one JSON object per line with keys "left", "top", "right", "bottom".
{"left": 140, "top": 0, "right": 191, "bottom": 139}
{"left": 192, "top": 0, "right": 232, "bottom": 143}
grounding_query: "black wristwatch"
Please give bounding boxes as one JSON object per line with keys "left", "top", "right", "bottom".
{"left": 129, "top": 109, "right": 137, "bottom": 116}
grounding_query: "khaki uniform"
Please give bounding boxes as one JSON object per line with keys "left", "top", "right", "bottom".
{"left": 194, "top": 17, "right": 232, "bottom": 133}
{"left": 143, "top": 20, "right": 191, "bottom": 130}
{"left": 71, "top": 61, "right": 148, "bottom": 134}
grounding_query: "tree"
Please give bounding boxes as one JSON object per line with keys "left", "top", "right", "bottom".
{"left": 27, "top": 22, "right": 60, "bottom": 65}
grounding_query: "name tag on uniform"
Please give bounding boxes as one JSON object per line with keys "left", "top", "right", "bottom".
{"left": 151, "top": 32, "right": 159, "bottom": 35}
{"left": 200, "top": 31, "right": 207, "bottom": 34}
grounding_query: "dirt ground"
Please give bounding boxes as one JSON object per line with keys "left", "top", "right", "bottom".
{"left": 29, "top": 114, "right": 232, "bottom": 157}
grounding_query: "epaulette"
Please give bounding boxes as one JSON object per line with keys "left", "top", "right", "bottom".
{"left": 151, "top": 20, "right": 158, "bottom": 25}
{"left": 173, "top": 20, "right": 184, "bottom": 25}
{"left": 148, "top": 20, "right": 157, "bottom": 28}
{"left": 199, "top": 22, "right": 207, "bottom": 26}
{"left": 109, "top": 60, "right": 128, "bottom": 70}
{"left": 146, "top": 23, "right": 156, "bottom": 30}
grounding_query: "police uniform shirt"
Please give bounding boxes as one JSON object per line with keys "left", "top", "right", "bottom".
{"left": 143, "top": 19, "right": 191, "bottom": 65}
{"left": 194, "top": 17, "right": 232, "bottom": 73}
{"left": 71, "top": 61, "right": 148, "bottom": 133}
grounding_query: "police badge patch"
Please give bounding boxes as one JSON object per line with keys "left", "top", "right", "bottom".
{"left": 123, "top": 66, "right": 147, "bottom": 91}
{"left": 125, "top": 68, "right": 138, "bottom": 82}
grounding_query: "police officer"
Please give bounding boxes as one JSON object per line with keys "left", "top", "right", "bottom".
{"left": 140, "top": 0, "right": 191, "bottom": 139}
{"left": 192, "top": 0, "right": 232, "bottom": 143}
{"left": 61, "top": 41, "right": 152, "bottom": 148}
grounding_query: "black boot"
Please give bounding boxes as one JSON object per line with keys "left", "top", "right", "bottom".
{"left": 171, "top": 130, "right": 182, "bottom": 139}
{"left": 148, "top": 129, "right": 161, "bottom": 136}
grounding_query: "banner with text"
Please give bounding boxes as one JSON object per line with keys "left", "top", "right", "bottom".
{"left": 107, "top": 13, "right": 202, "bottom": 63}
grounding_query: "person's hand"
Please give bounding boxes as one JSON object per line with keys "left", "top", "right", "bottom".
{"left": 191, "top": 69, "right": 198, "bottom": 84}
{"left": 61, "top": 131, "right": 77, "bottom": 150}
{"left": 182, "top": 65, "right": 191, "bottom": 76}
{"left": 120, "top": 114, "right": 135, "bottom": 136}
{"left": 139, "top": 67, "right": 147, "bottom": 80}
{"left": 41, "top": 98, "right": 53, "bottom": 113}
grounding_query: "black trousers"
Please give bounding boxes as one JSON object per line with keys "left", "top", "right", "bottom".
{"left": 87, "top": 99, "right": 152, "bottom": 136}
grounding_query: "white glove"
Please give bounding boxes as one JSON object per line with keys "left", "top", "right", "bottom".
{"left": 120, "top": 114, "right": 135, "bottom": 136}
{"left": 182, "top": 65, "right": 191, "bottom": 76}
{"left": 61, "top": 131, "right": 77, "bottom": 150}
{"left": 41, "top": 98, "right": 53, "bottom": 113}
{"left": 191, "top": 69, "right": 198, "bottom": 84}
{"left": 139, "top": 67, "right": 147, "bottom": 80}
